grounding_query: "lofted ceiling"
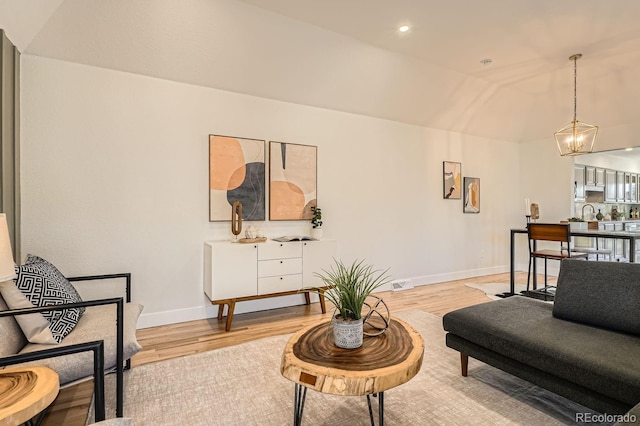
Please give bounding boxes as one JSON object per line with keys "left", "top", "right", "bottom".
{"left": 2, "top": 0, "right": 640, "bottom": 143}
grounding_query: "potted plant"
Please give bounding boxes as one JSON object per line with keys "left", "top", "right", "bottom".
{"left": 312, "top": 259, "right": 391, "bottom": 349}
{"left": 310, "top": 206, "right": 323, "bottom": 239}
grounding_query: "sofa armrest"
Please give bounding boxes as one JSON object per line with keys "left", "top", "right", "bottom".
{"left": 0, "top": 340, "right": 107, "bottom": 422}
{"left": 0, "top": 297, "right": 127, "bottom": 418}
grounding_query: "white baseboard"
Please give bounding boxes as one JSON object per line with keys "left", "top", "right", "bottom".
{"left": 137, "top": 265, "right": 511, "bottom": 329}
{"left": 137, "top": 305, "right": 216, "bottom": 329}
{"left": 410, "top": 265, "right": 507, "bottom": 286}
{"left": 137, "top": 293, "right": 315, "bottom": 329}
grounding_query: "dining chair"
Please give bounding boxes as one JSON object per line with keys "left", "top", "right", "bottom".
{"left": 526, "top": 223, "right": 589, "bottom": 298}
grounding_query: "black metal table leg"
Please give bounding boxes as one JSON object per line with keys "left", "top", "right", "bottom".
{"left": 498, "top": 229, "right": 527, "bottom": 298}
{"left": 365, "top": 392, "right": 385, "bottom": 426}
{"left": 26, "top": 407, "right": 48, "bottom": 426}
{"left": 367, "top": 394, "right": 375, "bottom": 425}
{"left": 293, "top": 383, "right": 307, "bottom": 426}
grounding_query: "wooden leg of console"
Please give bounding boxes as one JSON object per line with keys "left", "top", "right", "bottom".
{"left": 318, "top": 291, "right": 327, "bottom": 313}
{"left": 217, "top": 303, "right": 225, "bottom": 320}
{"left": 304, "top": 292, "right": 311, "bottom": 305}
{"left": 461, "top": 353, "right": 468, "bottom": 377}
{"left": 225, "top": 301, "right": 236, "bottom": 331}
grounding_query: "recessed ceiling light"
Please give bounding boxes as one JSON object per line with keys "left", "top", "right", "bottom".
{"left": 398, "top": 25, "right": 410, "bottom": 33}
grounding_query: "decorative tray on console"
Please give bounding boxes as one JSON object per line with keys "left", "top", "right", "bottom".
{"left": 239, "top": 237, "right": 267, "bottom": 243}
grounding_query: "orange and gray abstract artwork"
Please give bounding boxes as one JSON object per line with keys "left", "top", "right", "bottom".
{"left": 209, "top": 135, "right": 265, "bottom": 221}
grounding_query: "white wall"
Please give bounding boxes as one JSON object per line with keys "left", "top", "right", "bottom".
{"left": 21, "top": 55, "right": 522, "bottom": 328}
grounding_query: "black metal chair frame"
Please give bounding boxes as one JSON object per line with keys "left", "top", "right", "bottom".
{"left": 526, "top": 224, "right": 588, "bottom": 298}
{"left": 0, "top": 273, "right": 132, "bottom": 421}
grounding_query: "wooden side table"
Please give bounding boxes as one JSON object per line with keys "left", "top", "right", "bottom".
{"left": 0, "top": 366, "right": 59, "bottom": 426}
{"left": 281, "top": 317, "right": 424, "bottom": 425}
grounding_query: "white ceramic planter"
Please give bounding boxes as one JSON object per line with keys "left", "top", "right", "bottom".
{"left": 310, "top": 228, "right": 323, "bottom": 239}
{"left": 332, "top": 316, "right": 363, "bottom": 349}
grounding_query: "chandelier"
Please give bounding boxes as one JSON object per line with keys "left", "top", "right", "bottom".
{"left": 554, "top": 54, "right": 598, "bottom": 156}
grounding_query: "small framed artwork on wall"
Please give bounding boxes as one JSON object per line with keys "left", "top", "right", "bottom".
{"left": 269, "top": 141, "right": 317, "bottom": 220}
{"left": 443, "top": 161, "right": 462, "bottom": 199}
{"left": 463, "top": 177, "right": 480, "bottom": 213}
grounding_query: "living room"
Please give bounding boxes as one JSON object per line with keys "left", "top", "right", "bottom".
{"left": 2, "top": 0, "right": 640, "bottom": 425}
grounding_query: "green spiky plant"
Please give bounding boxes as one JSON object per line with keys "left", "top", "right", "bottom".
{"left": 312, "top": 259, "right": 391, "bottom": 321}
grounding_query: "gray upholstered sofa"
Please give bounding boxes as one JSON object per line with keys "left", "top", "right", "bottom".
{"left": 443, "top": 259, "right": 640, "bottom": 415}
{"left": 0, "top": 273, "right": 143, "bottom": 422}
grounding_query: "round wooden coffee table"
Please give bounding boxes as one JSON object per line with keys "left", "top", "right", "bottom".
{"left": 281, "top": 317, "right": 424, "bottom": 425}
{"left": 0, "top": 366, "right": 59, "bottom": 426}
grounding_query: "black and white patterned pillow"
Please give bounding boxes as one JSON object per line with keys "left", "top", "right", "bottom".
{"left": 14, "top": 254, "right": 85, "bottom": 343}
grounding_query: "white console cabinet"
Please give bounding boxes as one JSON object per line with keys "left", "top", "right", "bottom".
{"left": 204, "top": 239, "right": 336, "bottom": 330}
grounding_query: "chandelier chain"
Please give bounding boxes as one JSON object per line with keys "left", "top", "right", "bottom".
{"left": 573, "top": 55, "right": 578, "bottom": 122}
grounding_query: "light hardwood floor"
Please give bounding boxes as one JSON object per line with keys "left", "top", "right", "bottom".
{"left": 41, "top": 272, "right": 529, "bottom": 425}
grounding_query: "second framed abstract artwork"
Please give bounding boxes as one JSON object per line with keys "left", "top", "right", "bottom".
{"left": 443, "top": 161, "right": 462, "bottom": 199}
{"left": 463, "top": 177, "right": 480, "bottom": 213}
{"left": 269, "top": 141, "right": 317, "bottom": 220}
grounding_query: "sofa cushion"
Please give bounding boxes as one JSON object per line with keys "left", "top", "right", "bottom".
{"left": 11, "top": 255, "right": 85, "bottom": 343}
{"left": 15, "top": 302, "right": 143, "bottom": 385}
{"left": 443, "top": 296, "right": 640, "bottom": 406}
{"left": 553, "top": 259, "right": 640, "bottom": 335}
{"left": 0, "top": 291, "right": 28, "bottom": 357}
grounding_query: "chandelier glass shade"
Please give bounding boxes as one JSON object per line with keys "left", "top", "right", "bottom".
{"left": 554, "top": 54, "right": 598, "bottom": 156}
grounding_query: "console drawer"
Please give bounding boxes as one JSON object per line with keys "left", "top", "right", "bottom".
{"left": 258, "top": 258, "right": 302, "bottom": 278}
{"left": 258, "top": 242, "right": 302, "bottom": 260}
{"left": 258, "top": 274, "right": 302, "bottom": 295}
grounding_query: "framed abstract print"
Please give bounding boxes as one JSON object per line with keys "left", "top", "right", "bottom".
{"left": 209, "top": 135, "right": 265, "bottom": 221}
{"left": 269, "top": 141, "right": 317, "bottom": 220}
{"left": 463, "top": 177, "right": 480, "bottom": 213}
{"left": 443, "top": 161, "right": 462, "bottom": 199}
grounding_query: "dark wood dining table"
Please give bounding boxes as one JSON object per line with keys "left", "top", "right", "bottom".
{"left": 499, "top": 227, "right": 640, "bottom": 298}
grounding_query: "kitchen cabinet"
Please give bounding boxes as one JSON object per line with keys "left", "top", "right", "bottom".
{"left": 595, "top": 168, "right": 605, "bottom": 187}
{"left": 600, "top": 222, "right": 625, "bottom": 260}
{"left": 605, "top": 169, "right": 617, "bottom": 202}
{"left": 617, "top": 171, "right": 626, "bottom": 202}
{"left": 585, "top": 166, "right": 605, "bottom": 187}
{"left": 625, "top": 173, "right": 633, "bottom": 202}
{"left": 632, "top": 174, "right": 638, "bottom": 203}
{"left": 574, "top": 165, "right": 585, "bottom": 201}
{"left": 585, "top": 166, "right": 596, "bottom": 186}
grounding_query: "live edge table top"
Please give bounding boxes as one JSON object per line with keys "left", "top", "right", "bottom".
{"left": 280, "top": 317, "right": 424, "bottom": 396}
{"left": 0, "top": 366, "right": 59, "bottom": 425}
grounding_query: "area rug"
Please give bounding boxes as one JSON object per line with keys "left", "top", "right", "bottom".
{"left": 465, "top": 282, "right": 528, "bottom": 300}
{"left": 88, "top": 310, "right": 602, "bottom": 425}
